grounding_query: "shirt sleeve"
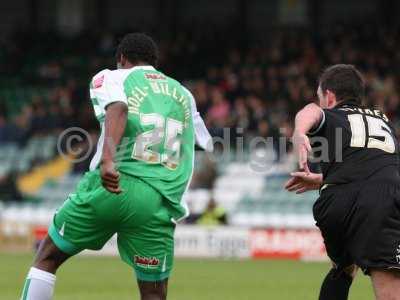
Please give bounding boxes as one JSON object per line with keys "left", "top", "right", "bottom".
{"left": 183, "top": 86, "right": 214, "bottom": 152}
{"left": 308, "top": 109, "right": 326, "bottom": 136}
{"left": 90, "top": 70, "right": 128, "bottom": 113}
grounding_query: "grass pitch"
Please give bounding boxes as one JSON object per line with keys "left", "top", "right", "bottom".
{"left": 2, "top": 253, "right": 373, "bottom": 299}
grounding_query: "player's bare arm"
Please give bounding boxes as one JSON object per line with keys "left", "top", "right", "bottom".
{"left": 100, "top": 101, "right": 128, "bottom": 194}
{"left": 293, "top": 103, "right": 324, "bottom": 173}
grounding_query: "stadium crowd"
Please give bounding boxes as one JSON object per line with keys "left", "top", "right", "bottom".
{"left": 0, "top": 22, "right": 399, "bottom": 177}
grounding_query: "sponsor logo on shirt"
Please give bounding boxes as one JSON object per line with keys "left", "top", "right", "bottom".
{"left": 93, "top": 75, "right": 105, "bottom": 88}
{"left": 145, "top": 73, "right": 166, "bottom": 81}
{"left": 134, "top": 255, "right": 160, "bottom": 268}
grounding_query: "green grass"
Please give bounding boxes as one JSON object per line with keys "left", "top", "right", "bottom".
{"left": 1, "top": 253, "right": 373, "bottom": 300}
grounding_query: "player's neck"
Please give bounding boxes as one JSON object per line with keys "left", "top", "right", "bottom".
{"left": 121, "top": 61, "right": 151, "bottom": 69}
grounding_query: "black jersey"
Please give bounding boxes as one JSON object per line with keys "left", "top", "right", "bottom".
{"left": 309, "top": 100, "right": 400, "bottom": 185}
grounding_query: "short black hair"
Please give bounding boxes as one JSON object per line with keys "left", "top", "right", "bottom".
{"left": 116, "top": 33, "right": 158, "bottom": 67}
{"left": 319, "top": 64, "right": 365, "bottom": 104}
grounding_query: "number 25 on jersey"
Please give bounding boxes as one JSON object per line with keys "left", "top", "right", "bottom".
{"left": 132, "top": 113, "right": 183, "bottom": 170}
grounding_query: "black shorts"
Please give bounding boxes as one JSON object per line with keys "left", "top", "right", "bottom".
{"left": 313, "top": 179, "right": 400, "bottom": 275}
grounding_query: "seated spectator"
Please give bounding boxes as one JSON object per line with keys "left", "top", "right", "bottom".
{"left": 197, "top": 198, "right": 227, "bottom": 226}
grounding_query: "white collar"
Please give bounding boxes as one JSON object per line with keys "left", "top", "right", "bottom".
{"left": 131, "top": 65, "right": 155, "bottom": 71}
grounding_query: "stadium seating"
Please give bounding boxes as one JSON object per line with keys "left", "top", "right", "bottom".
{"left": 5, "top": 25, "right": 396, "bottom": 231}
{"left": 0, "top": 136, "right": 57, "bottom": 176}
{"left": 0, "top": 140, "right": 318, "bottom": 230}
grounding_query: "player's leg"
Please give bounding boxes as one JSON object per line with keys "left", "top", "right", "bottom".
{"left": 370, "top": 269, "right": 400, "bottom": 300}
{"left": 137, "top": 280, "right": 168, "bottom": 300}
{"left": 34, "top": 235, "right": 70, "bottom": 272}
{"left": 313, "top": 187, "right": 359, "bottom": 300}
{"left": 353, "top": 182, "right": 400, "bottom": 300}
{"left": 21, "top": 170, "right": 116, "bottom": 300}
{"left": 318, "top": 262, "right": 357, "bottom": 300}
{"left": 20, "top": 198, "right": 83, "bottom": 300}
{"left": 21, "top": 235, "right": 72, "bottom": 300}
{"left": 119, "top": 208, "right": 175, "bottom": 300}
{"left": 116, "top": 176, "right": 176, "bottom": 300}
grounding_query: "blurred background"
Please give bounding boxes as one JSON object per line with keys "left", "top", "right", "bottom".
{"left": 0, "top": 0, "right": 400, "bottom": 279}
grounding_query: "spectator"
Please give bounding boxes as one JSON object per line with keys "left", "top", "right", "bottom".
{"left": 197, "top": 198, "right": 228, "bottom": 226}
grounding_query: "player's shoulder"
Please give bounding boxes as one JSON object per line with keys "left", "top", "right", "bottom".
{"left": 180, "top": 85, "right": 197, "bottom": 112}
{"left": 162, "top": 71, "right": 182, "bottom": 87}
{"left": 331, "top": 103, "right": 386, "bottom": 117}
{"left": 160, "top": 72, "right": 192, "bottom": 98}
{"left": 92, "top": 68, "right": 111, "bottom": 78}
{"left": 181, "top": 85, "right": 194, "bottom": 99}
{"left": 323, "top": 103, "right": 360, "bottom": 117}
{"left": 90, "top": 69, "right": 110, "bottom": 89}
{"left": 90, "top": 69, "right": 130, "bottom": 89}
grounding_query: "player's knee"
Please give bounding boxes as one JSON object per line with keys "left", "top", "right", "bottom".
{"left": 343, "top": 264, "right": 358, "bottom": 279}
{"left": 33, "top": 235, "right": 70, "bottom": 273}
{"left": 329, "top": 261, "right": 357, "bottom": 279}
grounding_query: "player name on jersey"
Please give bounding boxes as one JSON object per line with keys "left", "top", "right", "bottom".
{"left": 339, "top": 106, "right": 389, "bottom": 122}
{"left": 127, "top": 82, "right": 191, "bottom": 126}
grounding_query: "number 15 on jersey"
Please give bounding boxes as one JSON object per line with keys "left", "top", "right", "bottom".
{"left": 348, "top": 114, "right": 396, "bottom": 153}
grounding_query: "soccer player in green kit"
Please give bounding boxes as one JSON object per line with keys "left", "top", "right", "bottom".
{"left": 20, "top": 33, "right": 213, "bottom": 300}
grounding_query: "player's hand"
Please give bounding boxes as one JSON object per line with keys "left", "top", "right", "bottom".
{"left": 284, "top": 172, "right": 322, "bottom": 194}
{"left": 292, "top": 130, "right": 312, "bottom": 174}
{"left": 100, "top": 160, "right": 122, "bottom": 194}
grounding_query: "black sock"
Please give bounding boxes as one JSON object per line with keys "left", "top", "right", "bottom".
{"left": 318, "top": 268, "right": 353, "bottom": 300}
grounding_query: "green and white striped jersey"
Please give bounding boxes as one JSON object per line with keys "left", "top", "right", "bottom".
{"left": 89, "top": 66, "right": 212, "bottom": 220}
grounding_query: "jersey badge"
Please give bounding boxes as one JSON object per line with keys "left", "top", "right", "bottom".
{"left": 93, "top": 75, "right": 105, "bottom": 89}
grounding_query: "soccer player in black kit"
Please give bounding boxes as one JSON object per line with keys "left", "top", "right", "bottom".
{"left": 285, "top": 64, "right": 400, "bottom": 300}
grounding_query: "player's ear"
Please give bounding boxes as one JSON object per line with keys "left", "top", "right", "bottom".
{"left": 326, "top": 90, "right": 337, "bottom": 108}
{"left": 119, "top": 54, "right": 126, "bottom": 67}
